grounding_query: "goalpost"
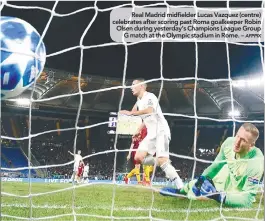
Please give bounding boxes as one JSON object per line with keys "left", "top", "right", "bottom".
{"left": 1, "top": 1, "right": 264, "bottom": 221}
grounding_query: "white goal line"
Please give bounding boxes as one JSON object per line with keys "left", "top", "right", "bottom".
{"left": 2, "top": 203, "right": 264, "bottom": 213}
{"left": 2, "top": 182, "right": 263, "bottom": 198}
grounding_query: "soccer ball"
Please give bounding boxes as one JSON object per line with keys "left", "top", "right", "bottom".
{"left": 0, "top": 16, "right": 46, "bottom": 99}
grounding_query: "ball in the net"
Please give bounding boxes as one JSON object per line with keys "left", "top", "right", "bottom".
{"left": 0, "top": 16, "right": 46, "bottom": 99}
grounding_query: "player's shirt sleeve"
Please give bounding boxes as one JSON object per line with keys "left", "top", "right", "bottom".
{"left": 202, "top": 138, "right": 227, "bottom": 179}
{"left": 225, "top": 156, "right": 264, "bottom": 208}
{"left": 145, "top": 93, "right": 158, "bottom": 111}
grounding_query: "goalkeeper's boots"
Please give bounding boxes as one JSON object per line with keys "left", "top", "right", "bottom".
{"left": 192, "top": 175, "right": 206, "bottom": 196}
{"left": 124, "top": 176, "right": 129, "bottom": 184}
{"left": 160, "top": 187, "right": 180, "bottom": 197}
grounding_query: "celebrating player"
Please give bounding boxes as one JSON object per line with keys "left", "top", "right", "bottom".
{"left": 68, "top": 150, "right": 83, "bottom": 182}
{"left": 124, "top": 126, "right": 147, "bottom": 185}
{"left": 120, "top": 78, "right": 184, "bottom": 189}
{"left": 82, "top": 162, "right": 89, "bottom": 183}
{"left": 160, "top": 123, "right": 264, "bottom": 208}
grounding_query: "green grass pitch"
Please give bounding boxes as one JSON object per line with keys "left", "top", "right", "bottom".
{"left": 1, "top": 182, "right": 264, "bottom": 221}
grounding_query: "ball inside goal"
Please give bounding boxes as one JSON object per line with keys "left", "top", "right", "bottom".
{"left": 0, "top": 16, "right": 46, "bottom": 99}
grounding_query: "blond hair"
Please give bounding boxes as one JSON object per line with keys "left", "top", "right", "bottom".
{"left": 242, "top": 123, "right": 259, "bottom": 142}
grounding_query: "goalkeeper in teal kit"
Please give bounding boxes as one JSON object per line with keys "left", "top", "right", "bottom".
{"left": 160, "top": 123, "right": 264, "bottom": 208}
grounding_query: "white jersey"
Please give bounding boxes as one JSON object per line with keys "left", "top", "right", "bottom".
{"left": 84, "top": 165, "right": 89, "bottom": 173}
{"left": 74, "top": 154, "right": 83, "bottom": 164}
{"left": 136, "top": 91, "right": 171, "bottom": 139}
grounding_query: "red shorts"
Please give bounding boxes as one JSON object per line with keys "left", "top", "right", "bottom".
{"left": 77, "top": 168, "right": 83, "bottom": 177}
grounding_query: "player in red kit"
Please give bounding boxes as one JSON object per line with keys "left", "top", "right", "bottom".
{"left": 76, "top": 161, "right": 84, "bottom": 184}
{"left": 124, "top": 126, "right": 147, "bottom": 184}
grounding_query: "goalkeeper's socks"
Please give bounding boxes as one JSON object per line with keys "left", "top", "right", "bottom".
{"left": 127, "top": 169, "right": 136, "bottom": 178}
{"left": 149, "top": 166, "right": 154, "bottom": 173}
{"left": 144, "top": 166, "right": 150, "bottom": 182}
{"left": 135, "top": 168, "right": 141, "bottom": 182}
{"left": 160, "top": 160, "right": 184, "bottom": 189}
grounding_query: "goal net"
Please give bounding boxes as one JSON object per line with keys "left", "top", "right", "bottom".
{"left": 1, "top": 1, "right": 264, "bottom": 221}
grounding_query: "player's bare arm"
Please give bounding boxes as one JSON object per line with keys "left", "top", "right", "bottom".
{"left": 127, "top": 141, "right": 134, "bottom": 161}
{"left": 119, "top": 107, "right": 153, "bottom": 116}
{"left": 119, "top": 102, "right": 138, "bottom": 115}
{"left": 131, "top": 107, "right": 153, "bottom": 116}
{"left": 68, "top": 151, "right": 74, "bottom": 156}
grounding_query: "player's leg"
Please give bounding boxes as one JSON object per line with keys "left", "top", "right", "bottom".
{"left": 134, "top": 138, "right": 156, "bottom": 186}
{"left": 75, "top": 174, "right": 79, "bottom": 183}
{"left": 143, "top": 165, "right": 151, "bottom": 184}
{"left": 143, "top": 165, "right": 154, "bottom": 186}
{"left": 149, "top": 165, "right": 154, "bottom": 182}
{"left": 149, "top": 165, "right": 154, "bottom": 174}
{"left": 142, "top": 165, "right": 146, "bottom": 182}
{"left": 70, "top": 172, "right": 75, "bottom": 182}
{"left": 156, "top": 133, "right": 184, "bottom": 189}
{"left": 125, "top": 169, "right": 135, "bottom": 183}
{"left": 134, "top": 138, "right": 155, "bottom": 165}
{"left": 134, "top": 164, "right": 141, "bottom": 184}
{"left": 82, "top": 173, "right": 87, "bottom": 183}
{"left": 160, "top": 179, "right": 200, "bottom": 200}
{"left": 125, "top": 150, "right": 140, "bottom": 184}
{"left": 124, "top": 165, "right": 139, "bottom": 184}
{"left": 71, "top": 163, "right": 78, "bottom": 182}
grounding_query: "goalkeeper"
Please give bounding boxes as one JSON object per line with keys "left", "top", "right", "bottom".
{"left": 160, "top": 123, "right": 264, "bottom": 208}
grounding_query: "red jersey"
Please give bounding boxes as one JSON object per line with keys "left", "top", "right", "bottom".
{"left": 77, "top": 164, "right": 84, "bottom": 177}
{"left": 131, "top": 127, "right": 148, "bottom": 165}
{"left": 133, "top": 126, "right": 147, "bottom": 147}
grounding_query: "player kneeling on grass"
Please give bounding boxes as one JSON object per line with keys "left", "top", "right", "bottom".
{"left": 160, "top": 123, "right": 264, "bottom": 208}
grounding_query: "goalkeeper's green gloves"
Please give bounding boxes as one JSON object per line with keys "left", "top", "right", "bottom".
{"left": 192, "top": 176, "right": 226, "bottom": 203}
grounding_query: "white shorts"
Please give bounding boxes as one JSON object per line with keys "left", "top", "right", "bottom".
{"left": 138, "top": 132, "right": 170, "bottom": 157}
{"left": 83, "top": 172, "right": 88, "bottom": 178}
{"left": 73, "top": 163, "right": 79, "bottom": 172}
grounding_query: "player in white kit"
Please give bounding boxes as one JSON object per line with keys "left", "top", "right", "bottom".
{"left": 120, "top": 78, "right": 183, "bottom": 188}
{"left": 82, "top": 162, "right": 89, "bottom": 183}
{"left": 68, "top": 150, "right": 83, "bottom": 182}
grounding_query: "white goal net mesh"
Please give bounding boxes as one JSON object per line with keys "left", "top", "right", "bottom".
{"left": 1, "top": 1, "right": 264, "bottom": 221}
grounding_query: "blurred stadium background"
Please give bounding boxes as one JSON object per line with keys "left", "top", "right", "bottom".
{"left": 1, "top": 67, "right": 264, "bottom": 181}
